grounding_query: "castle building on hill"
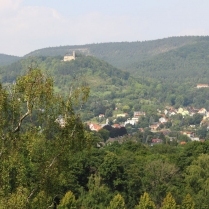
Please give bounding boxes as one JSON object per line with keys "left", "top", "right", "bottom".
{"left": 63, "top": 51, "right": 75, "bottom": 61}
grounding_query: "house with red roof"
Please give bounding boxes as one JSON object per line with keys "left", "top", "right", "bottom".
{"left": 149, "top": 123, "right": 160, "bottom": 131}
{"left": 198, "top": 108, "right": 207, "bottom": 116}
{"left": 89, "top": 123, "right": 102, "bottom": 132}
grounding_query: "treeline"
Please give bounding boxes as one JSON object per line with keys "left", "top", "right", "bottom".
{"left": 58, "top": 189, "right": 195, "bottom": 209}
{"left": 54, "top": 139, "right": 209, "bottom": 209}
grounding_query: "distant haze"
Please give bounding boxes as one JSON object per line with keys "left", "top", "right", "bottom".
{"left": 1, "top": 0, "right": 209, "bottom": 56}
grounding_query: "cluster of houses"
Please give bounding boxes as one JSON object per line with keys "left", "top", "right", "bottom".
{"left": 163, "top": 106, "right": 209, "bottom": 125}
{"left": 163, "top": 106, "right": 208, "bottom": 117}
{"left": 153, "top": 106, "right": 209, "bottom": 142}
{"left": 88, "top": 119, "right": 125, "bottom": 132}
{"left": 88, "top": 106, "right": 209, "bottom": 144}
{"left": 88, "top": 111, "right": 146, "bottom": 132}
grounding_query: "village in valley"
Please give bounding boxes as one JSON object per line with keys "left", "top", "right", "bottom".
{"left": 88, "top": 104, "right": 209, "bottom": 145}
{"left": 62, "top": 52, "right": 209, "bottom": 146}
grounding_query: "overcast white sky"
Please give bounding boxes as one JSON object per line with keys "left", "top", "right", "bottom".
{"left": 0, "top": 0, "right": 208, "bottom": 56}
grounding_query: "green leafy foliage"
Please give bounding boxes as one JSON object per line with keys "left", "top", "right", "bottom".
{"left": 99, "top": 152, "right": 125, "bottom": 191}
{"left": 0, "top": 68, "right": 91, "bottom": 208}
{"left": 78, "top": 174, "right": 112, "bottom": 209}
{"left": 184, "top": 154, "right": 209, "bottom": 208}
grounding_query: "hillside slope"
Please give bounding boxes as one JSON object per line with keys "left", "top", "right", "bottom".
{"left": 0, "top": 55, "right": 141, "bottom": 100}
{"left": 3, "top": 36, "right": 209, "bottom": 83}
{"left": 1, "top": 53, "right": 209, "bottom": 114}
{"left": 0, "top": 54, "right": 21, "bottom": 66}
{"left": 23, "top": 36, "right": 209, "bottom": 83}
{"left": 24, "top": 36, "right": 204, "bottom": 68}
{"left": 0, "top": 55, "right": 154, "bottom": 120}
{"left": 128, "top": 39, "right": 209, "bottom": 82}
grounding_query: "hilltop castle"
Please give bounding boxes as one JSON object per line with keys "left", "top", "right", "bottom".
{"left": 63, "top": 51, "right": 75, "bottom": 62}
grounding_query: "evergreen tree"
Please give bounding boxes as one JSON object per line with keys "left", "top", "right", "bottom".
{"left": 107, "top": 193, "right": 126, "bottom": 209}
{"left": 161, "top": 192, "right": 177, "bottom": 209}
{"left": 58, "top": 191, "right": 77, "bottom": 209}
{"left": 135, "top": 192, "right": 156, "bottom": 209}
{"left": 181, "top": 194, "right": 195, "bottom": 209}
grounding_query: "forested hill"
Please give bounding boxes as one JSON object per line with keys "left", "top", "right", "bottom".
{"left": 0, "top": 55, "right": 155, "bottom": 120}
{"left": 0, "top": 54, "right": 20, "bottom": 66}
{"left": 2, "top": 53, "right": 209, "bottom": 116}
{"left": 24, "top": 36, "right": 206, "bottom": 68}
{"left": 0, "top": 55, "right": 134, "bottom": 98}
{"left": 2, "top": 36, "right": 209, "bottom": 83}
{"left": 22, "top": 36, "right": 209, "bottom": 82}
{"left": 127, "top": 38, "right": 209, "bottom": 82}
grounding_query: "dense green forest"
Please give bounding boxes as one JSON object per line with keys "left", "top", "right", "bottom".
{"left": 0, "top": 68, "right": 209, "bottom": 208}
{"left": 128, "top": 39, "right": 209, "bottom": 83}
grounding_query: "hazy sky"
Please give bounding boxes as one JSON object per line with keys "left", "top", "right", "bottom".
{"left": 1, "top": 0, "right": 209, "bottom": 56}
